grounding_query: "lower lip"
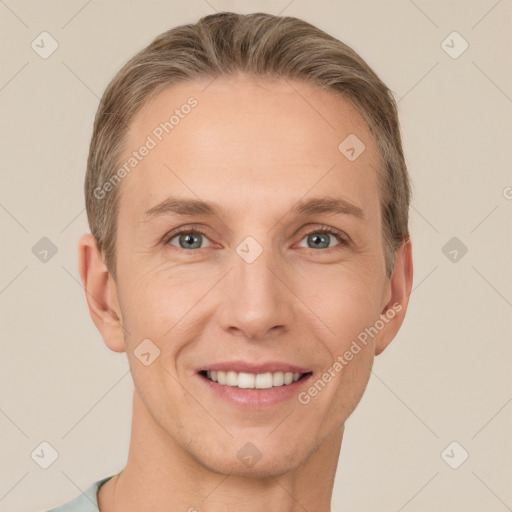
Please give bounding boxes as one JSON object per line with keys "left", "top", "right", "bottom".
{"left": 197, "top": 373, "right": 313, "bottom": 408}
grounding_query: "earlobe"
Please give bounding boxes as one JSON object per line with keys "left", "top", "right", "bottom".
{"left": 375, "top": 238, "right": 413, "bottom": 356}
{"left": 78, "top": 233, "right": 126, "bottom": 353}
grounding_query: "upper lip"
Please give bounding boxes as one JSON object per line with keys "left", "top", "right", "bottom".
{"left": 197, "top": 360, "right": 312, "bottom": 374}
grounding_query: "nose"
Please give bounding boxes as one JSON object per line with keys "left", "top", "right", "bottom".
{"left": 217, "top": 243, "right": 294, "bottom": 341}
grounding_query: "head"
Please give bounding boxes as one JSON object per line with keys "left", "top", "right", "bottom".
{"left": 79, "top": 12, "right": 413, "bottom": 477}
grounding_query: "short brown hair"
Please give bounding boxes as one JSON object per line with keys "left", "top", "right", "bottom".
{"left": 85, "top": 12, "right": 411, "bottom": 280}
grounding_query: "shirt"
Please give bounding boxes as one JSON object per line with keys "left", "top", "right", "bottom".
{"left": 46, "top": 475, "right": 115, "bottom": 511}
{"left": 45, "top": 475, "right": 335, "bottom": 511}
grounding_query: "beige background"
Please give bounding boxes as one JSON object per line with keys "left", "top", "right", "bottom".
{"left": 1, "top": 0, "right": 511, "bottom": 511}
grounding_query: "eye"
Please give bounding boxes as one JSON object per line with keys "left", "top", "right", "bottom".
{"left": 163, "top": 225, "right": 348, "bottom": 251}
{"left": 297, "top": 226, "right": 348, "bottom": 250}
{"left": 165, "top": 229, "right": 211, "bottom": 250}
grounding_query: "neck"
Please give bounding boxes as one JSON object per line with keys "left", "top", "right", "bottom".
{"left": 99, "top": 391, "right": 343, "bottom": 512}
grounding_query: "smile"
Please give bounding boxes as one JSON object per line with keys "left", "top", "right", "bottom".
{"left": 200, "top": 370, "right": 310, "bottom": 389}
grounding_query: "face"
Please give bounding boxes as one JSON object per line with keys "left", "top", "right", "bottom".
{"left": 83, "top": 75, "right": 412, "bottom": 477}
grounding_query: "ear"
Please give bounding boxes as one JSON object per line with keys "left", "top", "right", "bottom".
{"left": 78, "top": 233, "right": 126, "bottom": 353}
{"left": 374, "top": 238, "right": 413, "bottom": 356}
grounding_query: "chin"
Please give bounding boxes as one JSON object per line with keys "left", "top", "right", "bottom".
{"left": 188, "top": 438, "right": 311, "bottom": 478}
{"left": 201, "top": 455, "right": 304, "bottom": 479}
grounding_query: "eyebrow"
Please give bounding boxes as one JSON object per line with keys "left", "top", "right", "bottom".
{"left": 142, "top": 195, "right": 364, "bottom": 221}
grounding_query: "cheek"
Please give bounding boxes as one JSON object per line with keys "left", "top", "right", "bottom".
{"left": 300, "top": 292, "right": 376, "bottom": 426}
{"left": 294, "top": 266, "right": 380, "bottom": 408}
{"left": 120, "top": 268, "right": 197, "bottom": 412}
{"left": 117, "top": 257, "right": 204, "bottom": 337}
{"left": 326, "top": 346, "right": 374, "bottom": 425}
{"left": 309, "top": 267, "right": 383, "bottom": 411}
{"left": 117, "top": 262, "right": 219, "bottom": 405}
{"left": 295, "top": 263, "right": 382, "bottom": 345}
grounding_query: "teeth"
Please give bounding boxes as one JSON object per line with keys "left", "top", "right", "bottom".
{"left": 238, "top": 372, "right": 255, "bottom": 388}
{"left": 205, "top": 370, "right": 305, "bottom": 389}
{"left": 272, "top": 372, "right": 284, "bottom": 386}
{"left": 216, "top": 370, "right": 226, "bottom": 385}
{"left": 226, "top": 371, "right": 238, "bottom": 386}
{"left": 255, "top": 373, "right": 273, "bottom": 389}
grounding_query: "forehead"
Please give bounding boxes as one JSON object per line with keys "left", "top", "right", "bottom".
{"left": 117, "top": 75, "right": 382, "bottom": 223}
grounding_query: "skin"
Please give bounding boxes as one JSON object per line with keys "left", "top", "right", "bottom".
{"left": 78, "top": 74, "right": 413, "bottom": 512}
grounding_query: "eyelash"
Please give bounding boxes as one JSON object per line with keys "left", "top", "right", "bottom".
{"left": 163, "top": 225, "right": 349, "bottom": 251}
{"left": 301, "top": 225, "right": 349, "bottom": 248}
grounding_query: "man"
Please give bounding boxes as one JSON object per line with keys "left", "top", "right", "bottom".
{"left": 48, "top": 11, "right": 413, "bottom": 512}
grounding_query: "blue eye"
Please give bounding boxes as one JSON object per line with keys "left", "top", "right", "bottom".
{"left": 166, "top": 230, "right": 210, "bottom": 250}
{"left": 164, "top": 226, "right": 348, "bottom": 252}
{"left": 298, "top": 228, "right": 346, "bottom": 250}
